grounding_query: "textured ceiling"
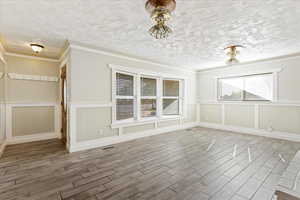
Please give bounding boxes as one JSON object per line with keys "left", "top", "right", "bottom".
{"left": 1, "top": 0, "right": 300, "bottom": 70}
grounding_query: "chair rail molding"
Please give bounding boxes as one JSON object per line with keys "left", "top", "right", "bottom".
{"left": 68, "top": 102, "right": 198, "bottom": 153}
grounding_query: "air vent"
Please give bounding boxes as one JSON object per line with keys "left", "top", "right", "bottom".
{"left": 102, "top": 146, "right": 114, "bottom": 150}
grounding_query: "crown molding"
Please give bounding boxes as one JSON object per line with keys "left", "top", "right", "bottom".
{"left": 59, "top": 41, "right": 71, "bottom": 62}
{"left": 70, "top": 44, "right": 196, "bottom": 74}
{"left": 4, "top": 52, "right": 60, "bottom": 63}
{"left": 197, "top": 52, "right": 300, "bottom": 74}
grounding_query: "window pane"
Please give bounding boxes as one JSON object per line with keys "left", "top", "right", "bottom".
{"left": 141, "top": 78, "right": 156, "bottom": 96}
{"left": 116, "top": 99, "right": 134, "bottom": 120}
{"left": 116, "top": 73, "right": 134, "bottom": 96}
{"left": 163, "top": 80, "right": 179, "bottom": 97}
{"left": 163, "top": 99, "right": 179, "bottom": 115}
{"left": 141, "top": 99, "right": 156, "bottom": 118}
{"left": 219, "top": 78, "right": 243, "bottom": 100}
{"left": 244, "top": 74, "right": 273, "bottom": 100}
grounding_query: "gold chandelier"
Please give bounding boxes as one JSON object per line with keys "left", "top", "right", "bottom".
{"left": 145, "top": 0, "right": 176, "bottom": 39}
{"left": 224, "top": 45, "right": 244, "bottom": 64}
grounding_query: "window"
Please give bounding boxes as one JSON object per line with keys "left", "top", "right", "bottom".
{"left": 163, "top": 80, "right": 180, "bottom": 115}
{"left": 141, "top": 77, "right": 157, "bottom": 118}
{"left": 113, "top": 70, "right": 184, "bottom": 123}
{"left": 218, "top": 73, "right": 273, "bottom": 101}
{"left": 116, "top": 73, "right": 135, "bottom": 120}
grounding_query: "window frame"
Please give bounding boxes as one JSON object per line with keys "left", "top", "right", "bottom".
{"left": 217, "top": 73, "right": 274, "bottom": 102}
{"left": 162, "top": 78, "right": 182, "bottom": 116}
{"left": 111, "top": 66, "right": 185, "bottom": 126}
{"left": 140, "top": 75, "right": 159, "bottom": 120}
{"left": 115, "top": 71, "right": 136, "bottom": 122}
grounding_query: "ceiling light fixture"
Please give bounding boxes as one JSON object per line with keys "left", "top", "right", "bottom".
{"left": 30, "top": 43, "right": 44, "bottom": 54}
{"left": 145, "top": 0, "right": 176, "bottom": 39}
{"left": 224, "top": 45, "right": 244, "bottom": 64}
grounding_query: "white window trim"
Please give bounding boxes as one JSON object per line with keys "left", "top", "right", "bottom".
{"left": 216, "top": 72, "right": 278, "bottom": 102}
{"left": 110, "top": 64, "right": 186, "bottom": 127}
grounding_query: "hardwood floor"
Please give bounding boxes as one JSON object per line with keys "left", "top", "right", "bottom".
{"left": 1, "top": 127, "right": 300, "bottom": 200}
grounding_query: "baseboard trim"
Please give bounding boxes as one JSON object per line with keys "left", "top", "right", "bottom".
{"left": 69, "top": 122, "right": 198, "bottom": 153}
{"left": 7, "top": 132, "right": 61, "bottom": 145}
{"left": 0, "top": 140, "right": 7, "bottom": 158}
{"left": 199, "top": 122, "right": 300, "bottom": 142}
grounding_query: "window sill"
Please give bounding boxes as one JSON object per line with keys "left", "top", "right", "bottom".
{"left": 111, "top": 115, "right": 182, "bottom": 129}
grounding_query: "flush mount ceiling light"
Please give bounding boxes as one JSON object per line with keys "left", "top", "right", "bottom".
{"left": 145, "top": 0, "right": 176, "bottom": 39}
{"left": 224, "top": 45, "right": 244, "bottom": 64}
{"left": 30, "top": 43, "right": 44, "bottom": 54}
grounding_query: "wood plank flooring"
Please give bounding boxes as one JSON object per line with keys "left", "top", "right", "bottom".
{"left": 1, "top": 127, "right": 300, "bottom": 200}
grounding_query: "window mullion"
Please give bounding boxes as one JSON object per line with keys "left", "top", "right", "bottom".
{"left": 242, "top": 77, "right": 246, "bottom": 101}
{"left": 157, "top": 78, "right": 163, "bottom": 118}
{"left": 136, "top": 74, "right": 141, "bottom": 121}
{"left": 112, "top": 69, "right": 117, "bottom": 123}
{"left": 179, "top": 80, "right": 183, "bottom": 116}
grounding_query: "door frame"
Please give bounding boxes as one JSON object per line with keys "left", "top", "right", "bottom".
{"left": 59, "top": 63, "right": 68, "bottom": 148}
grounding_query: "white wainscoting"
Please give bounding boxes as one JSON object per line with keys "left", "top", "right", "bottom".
{"left": 5, "top": 103, "right": 60, "bottom": 145}
{"left": 69, "top": 102, "right": 198, "bottom": 153}
{"left": 0, "top": 140, "right": 6, "bottom": 157}
{"left": 198, "top": 102, "right": 300, "bottom": 142}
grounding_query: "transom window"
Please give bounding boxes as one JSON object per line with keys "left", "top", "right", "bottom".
{"left": 218, "top": 73, "right": 274, "bottom": 101}
{"left": 113, "top": 71, "right": 184, "bottom": 123}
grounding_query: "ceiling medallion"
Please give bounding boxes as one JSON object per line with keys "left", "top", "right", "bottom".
{"left": 30, "top": 43, "right": 44, "bottom": 54}
{"left": 145, "top": 0, "right": 176, "bottom": 39}
{"left": 224, "top": 45, "right": 244, "bottom": 64}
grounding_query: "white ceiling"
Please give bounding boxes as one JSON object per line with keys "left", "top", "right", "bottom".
{"left": 1, "top": 0, "right": 300, "bottom": 70}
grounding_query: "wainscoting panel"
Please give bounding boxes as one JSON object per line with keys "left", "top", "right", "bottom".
{"left": 224, "top": 104, "right": 255, "bottom": 128}
{"left": 76, "top": 107, "right": 118, "bottom": 142}
{"left": 6, "top": 103, "right": 59, "bottom": 144}
{"left": 123, "top": 123, "right": 155, "bottom": 134}
{"left": 259, "top": 105, "right": 300, "bottom": 134}
{"left": 200, "top": 104, "right": 222, "bottom": 124}
{"left": 184, "top": 104, "right": 197, "bottom": 123}
{"left": 198, "top": 102, "right": 300, "bottom": 142}
{"left": 158, "top": 120, "right": 180, "bottom": 128}
{"left": 12, "top": 106, "right": 55, "bottom": 136}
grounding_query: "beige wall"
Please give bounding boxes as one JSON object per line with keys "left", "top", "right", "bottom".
{"left": 12, "top": 106, "right": 55, "bottom": 136}
{"left": 184, "top": 104, "right": 197, "bottom": 123}
{"left": 199, "top": 103, "right": 300, "bottom": 134}
{"left": 197, "top": 56, "right": 300, "bottom": 135}
{"left": 197, "top": 56, "right": 300, "bottom": 102}
{"left": 200, "top": 104, "right": 222, "bottom": 124}
{"left": 259, "top": 105, "right": 300, "bottom": 133}
{"left": 70, "top": 47, "right": 197, "bottom": 144}
{"left": 224, "top": 104, "right": 255, "bottom": 128}
{"left": 76, "top": 107, "right": 118, "bottom": 142}
{"left": 0, "top": 60, "right": 5, "bottom": 103}
{"left": 158, "top": 120, "right": 180, "bottom": 128}
{"left": 0, "top": 60, "right": 5, "bottom": 141}
{"left": 123, "top": 124, "right": 155, "bottom": 134}
{"left": 5, "top": 55, "right": 60, "bottom": 138}
{"left": 70, "top": 48, "right": 196, "bottom": 104}
{"left": 6, "top": 55, "right": 59, "bottom": 103}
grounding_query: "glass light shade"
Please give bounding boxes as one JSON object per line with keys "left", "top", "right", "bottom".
{"left": 149, "top": 23, "right": 172, "bottom": 39}
{"left": 30, "top": 44, "right": 44, "bottom": 53}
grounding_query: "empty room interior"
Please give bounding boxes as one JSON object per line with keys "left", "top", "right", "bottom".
{"left": 1, "top": 0, "right": 300, "bottom": 200}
